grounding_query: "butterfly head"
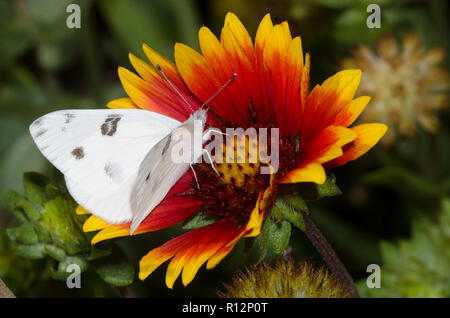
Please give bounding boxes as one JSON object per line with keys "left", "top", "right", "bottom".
{"left": 189, "top": 108, "right": 207, "bottom": 127}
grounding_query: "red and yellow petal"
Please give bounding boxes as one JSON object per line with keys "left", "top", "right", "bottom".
{"left": 76, "top": 205, "right": 91, "bottom": 215}
{"left": 255, "top": 14, "right": 274, "bottom": 62}
{"left": 325, "top": 123, "right": 388, "bottom": 168}
{"left": 116, "top": 42, "right": 205, "bottom": 122}
{"left": 139, "top": 220, "right": 237, "bottom": 286}
{"left": 300, "top": 70, "right": 362, "bottom": 141}
{"left": 139, "top": 187, "right": 269, "bottom": 288}
{"left": 88, "top": 198, "right": 201, "bottom": 245}
{"left": 106, "top": 97, "right": 139, "bottom": 109}
{"left": 175, "top": 42, "right": 239, "bottom": 122}
{"left": 222, "top": 12, "right": 255, "bottom": 64}
{"left": 197, "top": 26, "right": 247, "bottom": 124}
{"left": 263, "top": 24, "right": 305, "bottom": 136}
{"left": 279, "top": 162, "right": 326, "bottom": 184}
{"left": 141, "top": 43, "right": 203, "bottom": 115}
{"left": 281, "top": 126, "right": 357, "bottom": 184}
{"left": 333, "top": 96, "right": 371, "bottom": 127}
{"left": 304, "top": 125, "right": 357, "bottom": 163}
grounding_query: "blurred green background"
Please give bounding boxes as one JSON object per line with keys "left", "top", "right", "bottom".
{"left": 0, "top": 0, "right": 448, "bottom": 297}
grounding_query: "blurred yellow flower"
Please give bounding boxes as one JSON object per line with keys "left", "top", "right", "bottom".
{"left": 343, "top": 33, "right": 448, "bottom": 145}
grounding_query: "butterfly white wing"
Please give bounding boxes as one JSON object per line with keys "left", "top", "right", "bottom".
{"left": 129, "top": 124, "right": 194, "bottom": 234}
{"left": 130, "top": 109, "right": 208, "bottom": 234}
{"left": 29, "top": 109, "right": 181, "bottom": 224}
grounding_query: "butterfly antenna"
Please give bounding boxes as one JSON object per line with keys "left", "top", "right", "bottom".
{"left": 204, "top": 73, "right": 237, "bottom": 110}
{"left": 156, "top": 64, "right": 194, "bottom": 113}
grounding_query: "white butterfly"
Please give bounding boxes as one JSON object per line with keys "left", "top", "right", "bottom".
{"left": 29, "top": 66, "right": 235, "bottom": 235}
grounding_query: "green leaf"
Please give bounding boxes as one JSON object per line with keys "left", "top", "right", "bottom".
{"left": 23, "top": 172, "right": 50, "bottom": 190}
{"left": 359, "top": 198, "right": 450, "bottom": 297}
{"left": 59, "top": 256, "right": 88, "bottom": 273}
{"left": 7, "top": 190, "right": 27, "bottom": 212}
{"left": 96, "top": 261, "right": 135, "bottom": 287}
{"left": 40, "top": 196, "right": 90, "bottom": 254}
{"left": 23, "top": 172, "right": 50, "bottom": 206}
{"left": 7, "top": 190, "right": 28, "bottom": 223}
{"left": 7, "top": 223, "right": 38, "bottom": 245}
{"left": 51, "top": 256, "right": 88, "bottom": 281}
{"left": 15, "top": 200, "right": 41, "bottom": 221}
{"left": 44, "top": 245, "right": 66, "bottom": 262}
{"left": 23, "top": 182, "right": 46, "bottom": 207}
{"left": 268, "top": 219, "right": 291, "bottom": 254}
{"left": 45, "top": 184, "right": 61, "bottom": 200}
{"left": 182, "top": 212, "right": 215, "bottom": 230}
{"left": 13, "top": 243, "right": 46, "bottom": 259}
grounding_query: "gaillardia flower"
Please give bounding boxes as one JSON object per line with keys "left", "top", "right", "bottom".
{"left": 80, "top": 13, "right": 387, "bottom": 288}
{"left": 342, "top": 33, "right": 448, "bottom": 145}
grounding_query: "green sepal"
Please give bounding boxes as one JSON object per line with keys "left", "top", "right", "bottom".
{"left": 182, "top": 212, "right": 216, "bottom": 230}
{"left": 267, "top": 219, "right": 291, "bottom": 254}
{"left": 256, "top": 217, "right": 271, "bottom": 264}
{"left": 13, "top": 243, "right": 46, "bottom": 259}
{"left": 273, "top": 196, "right": 308, "bottom": 231}
{"left": 291, "top": 174, "right": 342, "bottom": 201}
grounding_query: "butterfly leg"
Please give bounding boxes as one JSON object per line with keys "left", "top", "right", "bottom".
{"left": 202, "top": 148, "right": 222, "bottom": 179}
{"left": 203, "top": 128, "right": 228, "bottom": 143}
{"left": 190, "top": 163, "right": 200, "bottom": 189}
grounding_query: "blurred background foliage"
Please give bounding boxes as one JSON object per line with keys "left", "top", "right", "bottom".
{"left": 0, "top": 0, "right": 448, "bottom": 297}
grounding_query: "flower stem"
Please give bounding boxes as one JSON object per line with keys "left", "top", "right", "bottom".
{"left": 0, "top": 278, "right": 15, "bottom": 298}
{"left": 301, "top": 211, "right": 360, "bottom": 298}
{"left": 112, "top": 285, "right": 135, "bottom": 298}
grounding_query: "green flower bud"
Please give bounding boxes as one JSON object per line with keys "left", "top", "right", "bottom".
{"left": 219, "top": 256, "right": 349, "bottom": 298}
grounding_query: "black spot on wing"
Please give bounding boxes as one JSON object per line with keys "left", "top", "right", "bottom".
{"left": 33, "top": 119, "right": 43, "bottom": 128}
{"left": 104, "top": 162, "right": 114, "bottom": 178}
{"left": 101, "top": 114, "right": 122, "bottom": 136}
{"left": 64, "top": 113, "right": 76, "bottom": 124}
{"left": 71, "top": 147, "right": 85, "bottom": 159}
{"left": 35, "top": 129, "right": 47, "bottom": 138}
{"left": 104, "top": 161, "right": 124, "bottom": 182}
